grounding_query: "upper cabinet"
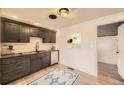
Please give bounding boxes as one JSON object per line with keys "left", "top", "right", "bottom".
{"left": 43, "top": 30, "right": 51, "bottom": 43}
{"left": 20, "top": 25, "right": 30, "bottom": 42}
{"left": 97, "top": 23, "right": 121, "bottom": 37}
{"left": 42, "top": 30, "right": 56, "bottom": 43}
{"left": 4, "top": 21, "right": 20, "bottom": 42}
{"left": 1, "top": 17, "right": 56, "bottom": 43}
{"left": 30, "top": 27, "right": 40, "bottom": 37}
{"left": 39, "top": 28, "right": 46, "bottom": 38}
{"left": 1, "top": 18, "right": 30, "bottom": 43}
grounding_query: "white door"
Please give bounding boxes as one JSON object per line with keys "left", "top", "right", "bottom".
{"left": 97, "top": 36, "right": 118, "bottom": 64}
{"left": 118, "top": 23, "right": 124, "bottom": 79}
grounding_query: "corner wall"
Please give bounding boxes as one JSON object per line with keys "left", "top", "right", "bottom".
{"left": 56, "top": 12, "right": 124, "bottom": 76}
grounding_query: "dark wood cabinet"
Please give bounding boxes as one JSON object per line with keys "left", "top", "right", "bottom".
{"left": 41, "top": 53, "right": 50, "bottom": 68}
{"left": 1, "top": 18, "right": 30, "bottom": 43}
{"left": 4, "top": 22, "right": 20, "bottom": 42}
{"left": 43, "top": 30, "right": 51, "bottom": 43}
{"left": 39, "top": 28, "right": 46, "bottom": 38}
{"left": 51, "top": 31, "right": 56, "bottom": 43}
{"left": 30, "top": 54, "right": 42, "bottom": 73}
{"left": 2, "top": 68, "right": 29, "bottom": 84}
{"left": 30, "top": 27, "right": 40, "bottom": 37}
{"left": 1, "top": 17, "right": 56, "bottom": 43}
{"left": 97, "top": 22, "right": 122, "bottom": 37}
{"left": 43, "top": 30, "right": 56, "bottom": 43}
{"left": 0, "top": 51, "right": 56, "bottom": 84}
{"left": 1, "top": 56, "right": 30, "bottom": 73}
{"left": 30, "top": 52, "right": 50, "bottom": 73}
{"left": 1, "top": 56, "right": 30, "bottom": 84}
{"left": 20, "top": 25, "right": 30, "bottom": 42}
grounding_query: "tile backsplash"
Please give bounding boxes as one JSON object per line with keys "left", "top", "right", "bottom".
{"left": 1, "top": 37, "right": 55, "bottom": 54}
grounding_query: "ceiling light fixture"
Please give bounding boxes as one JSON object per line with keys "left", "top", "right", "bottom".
{"left": 58, "top": 8, "right": 69, "bottom": 17}
{"left": 49, "top": 14, "right": 57, "bottom": 19}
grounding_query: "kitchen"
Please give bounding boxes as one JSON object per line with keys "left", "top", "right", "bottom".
{"left": 1, "top": 8, "right": 124, "bottom": 85}
{"left": 0, "top": 17, "right": 59, "bottom": 84}
{"left": 1, "top": 0, "right": 124, "bottom": 93}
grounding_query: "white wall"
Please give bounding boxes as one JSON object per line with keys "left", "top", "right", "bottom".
{"left": 57, "top": 12, "right": 124, "bottom": 77}
{"left": 97, "top": 36, "right": 118, "bottom": 64}
{"left": 57, "top": 20, "right": 97, "bottom": 76}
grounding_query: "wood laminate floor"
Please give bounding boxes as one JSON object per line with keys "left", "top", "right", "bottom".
{"left": 98, "top": 62, "right": 124, "bottom": 83}
{"left": 8, "top": 64, "right": 124, "bottom": 85}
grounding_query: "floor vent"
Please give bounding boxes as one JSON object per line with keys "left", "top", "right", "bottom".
{"left": 67, "top": 67, "right": 75, "bottom": 71}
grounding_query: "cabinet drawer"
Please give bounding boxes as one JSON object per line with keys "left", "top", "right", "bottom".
{"left": 2, "top": 60, "right": 30, "bottom": 74}
{"left": 2, "top": 58, "right": 16, "bottom": 65}
{"left": 16, "top": 56, "right": 30, "bottom": 62}
{"left": 1, "top": 56, "right": 30, "bottom": 65}
{"left": 1, "top": 68, "right": 30, "bottom": 84}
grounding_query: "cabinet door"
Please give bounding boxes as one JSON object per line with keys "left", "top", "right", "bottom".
{"left": 40, "top": 53, "right": 50, "bottom": 68}
{"left": 30, "top": 27, "right": 40, "bottom": 37}
{"left": 30, "top": 54, "right": 42, "bottom": 73}
{"left": 43, "top": 30, "right": 51, "bottom": 43}
{"left": 39, "top": 28, "right": 46, "bottom": 38}
{"left": 1, "top": 68, "right": 30, "bottom": 84}
{"left": 20, "top": 25, "right": 30, "bottom": 42}
{"left": 1, "top": 56, "right": 30, "bottom": 84}
{"left": 51, "top": 31, "right": 56, "bottom": 43}
{"left": 4, "top": 22, "right": 20, "bottom": 42}
{"left": 2, "top": 56, "right": 30, "bottom": 74}
{"left": 42, "top": 30, "right": 56, "bottom": 43}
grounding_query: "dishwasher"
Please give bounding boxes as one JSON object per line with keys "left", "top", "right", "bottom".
{"left": 50, "top": 50, "right": 59, "bottom": 65}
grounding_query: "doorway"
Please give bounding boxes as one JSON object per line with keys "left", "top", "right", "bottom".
{"left": 97, "top": 22, "right": 124, "bottom": 82}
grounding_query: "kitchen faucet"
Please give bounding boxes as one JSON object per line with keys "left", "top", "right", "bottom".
{"left": 35, "top": 42, "right": 39, "bottom": 52}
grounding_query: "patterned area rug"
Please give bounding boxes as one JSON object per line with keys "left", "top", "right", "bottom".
{"left": 29, "top": 67, "right": 79, "bottom": 85}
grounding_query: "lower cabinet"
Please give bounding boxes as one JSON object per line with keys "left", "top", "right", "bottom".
{"left": 30, "top": 52, "right": 50, "bottom": 73}
{"left": 30, "top": 54, "right": 42, "bottom": 73}
{"left": 2, "top": 68, "right": 30, "bottom": 84}
{"left": 0, "top": 52, "right": 51, "bottom": 84}
{"left": 40, "top": 53, "right": 50, "bottom": 68}
{"left": 0, "top": 56, "right": 30, "bottom": 84}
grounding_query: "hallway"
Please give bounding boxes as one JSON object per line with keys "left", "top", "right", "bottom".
{"left": 98, "top": 62, "right": 124, "bottom": 83}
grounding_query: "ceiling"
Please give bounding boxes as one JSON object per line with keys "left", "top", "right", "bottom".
{"left": 1, "top": 8, "right": 124, "bottom": 30}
